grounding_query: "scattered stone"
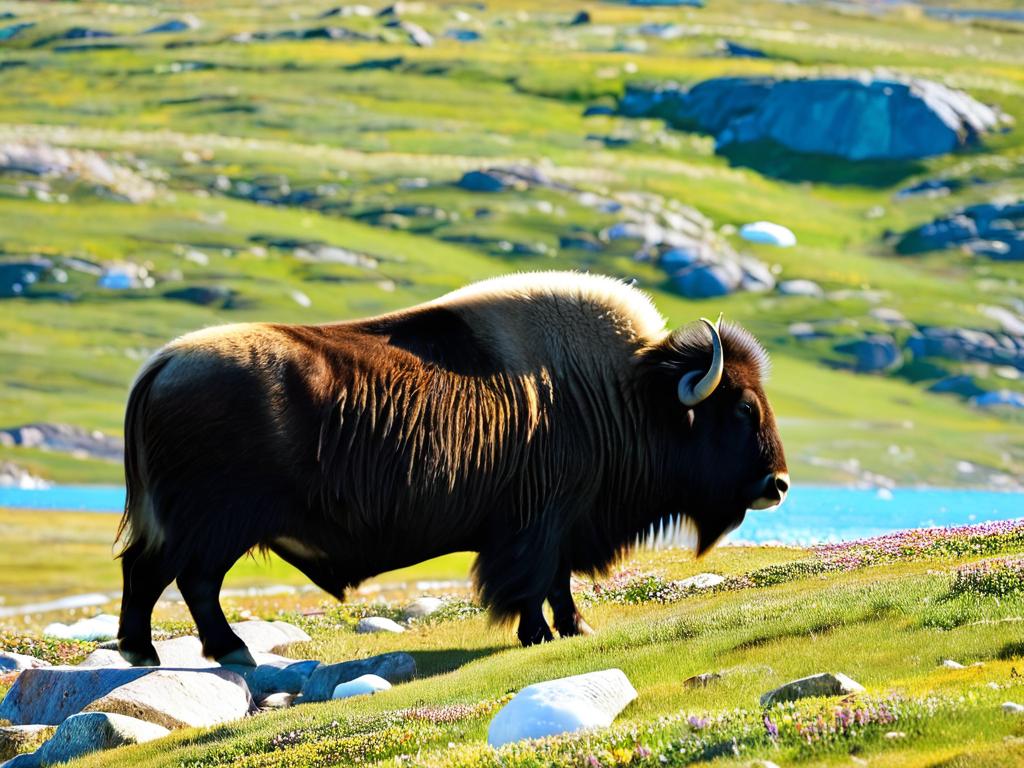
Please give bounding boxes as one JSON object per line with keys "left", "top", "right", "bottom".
{"left": 941, "top": 659, "right": 965, "bottom": 669}
{"left": 403, "top": 597, "right": 444, "bottom": 620}
{"left": 320, "top": 5, "right": 375, "bottom": 17}
{"left": 0, "top": 423, "right": 122, "bottom": 462}
{"left": 0, "top": 141, "right": 156, "bottom": 203}
{"left": 457, "top": 169, "right": 510, "bottom": 192}
{"left": 583, "top": 105, "right": 615, "bottom": 117}
{"left": 973, "top": 390, "right": 1024, "bottom": 410}
{"left": 258, "top": 692, "right": 295, "bottom": 709}
{"left": 0, "top": 653, "right": 51, "bottom": 673}
{"left": 778, "top": 279, "right": 823, "bottom": 298}
{"left": 671, "top": 262, "right": 741, "bottom": 299}
{"left": 43, "top": 613, "right": 119, "bottom": 642}
{"left": 896, "top": 177, "right": 982, "bottom": 199}
{"left": 456, "top": 165, "right": 566, "bottom": 193}
{"left": 488, "top": 669, "right": 637, "bottom": 747}
{"left": 299, "top": 652, "right": 416, "bottom": 702}
{"left": 1003, "top": 701, "right": 1024, "bottom": 714}
{"left": 835, "top": 335, "right": 903, "bottom": 373}
{"left": 740, "top": 221, "right": 796, "bottom": 247}
{"left": 356, "top": 617, "right": 406, "bottom": 634}
{"left": 683, "top": 672, "right": 721, "bottom": 688}
{"left": 332, "top": 674, "right": 392, "bottom": 700}
{"left": 569, "top": 10, "right": 591, "bottom": 25}
{"left": 143, "top": 16, "right": 200, "bottom": 34}
{"left": 717, "top": 39, "right": 768, "bottom": 58}
{"left": 163, "top": 285, "right": 235, "bottom": 307}
{"left": 445, "top": 28, "right": 482, "bottom": 41}
{"left": 293, "top": 244, "right": 378, "bottom": 269}
{"left": 677, "top": 573, "right": 724, "bottom": 590}
{"left": 98, "top": 262, "right": 152, "bottom": 290}
{"left": 6, "top": 713, "right": 168, "bottom": 768}
{"left": 897, "top": 199, "right": 1024, "bottom": 260}
{"left": 0, "top": 256, "right": 55, "bottom": 299}
{"left": 620, "top": 76, "right": 1004, "bottom": 161}
{"left": 559, "top": 232, "right": 603, "bottom": 252}
{"left": 398, "top": 21, "right": 433, "bottom": 47}
{"left": 0, "top": 726, "right": 55, "bottom": 762}
{"left": 760, "top": 673, "right": 865, "bottom": 707}
{"left": 229, "top": 620, "right": 311, "bottom": 653}
{"left": 0, "top": 667, "right": 251, "bottom": 727}
{"left": 885, "top": 731, "right": 907, "bottom": 739}
{"left": 32, "top": 27, "right": 115, "bottom": 48}
{"left": 908, "top": 326, "right": 1024, "bottom": 371}
{"left": 928, "top": 375, "right": 985, "bottom": 399}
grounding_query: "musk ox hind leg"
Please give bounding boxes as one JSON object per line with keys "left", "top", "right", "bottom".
{"left": 117, "top": 539, "right": 176, "bottom": 667}
{"left": 177, "top": 558, "right": 256, "bottom": 666}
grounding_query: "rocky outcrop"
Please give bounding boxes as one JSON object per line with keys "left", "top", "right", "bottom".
{"left": 907, "top": 326, "right": 1024, "bottom": 372}
{"left": 0, "top": 424, "right": 123, "bottom": 462}
{"left": 896, "top": 199, "right": 1023, "bottom": 261}
{"left": 836, "top": 335, "right": 904, "bottom": 373}
{"left": 0, "top": 726, "right": 55, "bottom": 762}
{"left": 620, "top": 75, "right": 1004, "bottom": 161}
{"left": 0, "top": 667, "right": 251, "bottom": 727}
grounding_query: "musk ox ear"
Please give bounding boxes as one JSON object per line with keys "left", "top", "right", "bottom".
{"left": 677, "top": 316, "right": 724, "bottom": 406}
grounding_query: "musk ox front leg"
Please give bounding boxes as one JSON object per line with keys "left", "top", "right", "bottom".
{"left": 547, "top": 563, "right": 594, "bottom": 638}
{"left": 474, "top": 523, "right": 560, "bottom": 647}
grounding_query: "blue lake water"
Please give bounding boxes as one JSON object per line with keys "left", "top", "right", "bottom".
{"left": 1, "top": 485, "right": 1022, "bottom": 545}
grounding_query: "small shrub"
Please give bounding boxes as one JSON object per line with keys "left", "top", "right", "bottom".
{"left": 950, "top": 557, "right": 1024, "bottom": 599}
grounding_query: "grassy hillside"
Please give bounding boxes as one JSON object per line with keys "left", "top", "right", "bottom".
{"left": 1, "top": 513, "right": 1021, "bottom": 767}
{"left": 0, "top": 0, "right": 1022, "bottom": 488}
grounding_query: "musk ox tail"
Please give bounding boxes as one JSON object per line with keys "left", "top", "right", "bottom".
{"left": 116, "top": 350, "right": 174, "bottom": 557}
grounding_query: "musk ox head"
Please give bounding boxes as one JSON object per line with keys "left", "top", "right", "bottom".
{"left": 642, "top": 315, "right": 788, "bottom": 554}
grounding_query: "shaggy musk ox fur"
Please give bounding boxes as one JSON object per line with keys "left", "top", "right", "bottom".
{"left": 116, "top": 271, "right": 787, "bottom": 665}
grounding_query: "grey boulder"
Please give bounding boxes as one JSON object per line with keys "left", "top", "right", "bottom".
{"left": 299, "top": 652, "right": 416, "bottom": 703}
{"left": 4, "top": 713, "right": 168, "bottom": 768}
{"left": 620, "top": 75, "right": 1003, "bottom": 161}
{"left": 760, "top": 672, "right": 865, "bottom": 707}
{"left": 0, "top": 667, "right": 251, "bottom": 728}
{"left": 835, "top": 335, "right": 903, "bottom": 373}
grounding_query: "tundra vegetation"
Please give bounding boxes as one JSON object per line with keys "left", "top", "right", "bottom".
{"left": 3, "top": 0, "right": 1024, "bottom": 765}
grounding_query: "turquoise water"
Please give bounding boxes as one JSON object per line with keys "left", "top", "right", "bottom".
{"left": 1, "top": 485, "right": 1022, "bottom": 545}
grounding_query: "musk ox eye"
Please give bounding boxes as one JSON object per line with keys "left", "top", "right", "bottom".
{"left": 737, "top": 401, "right": 754, "bottom": 418}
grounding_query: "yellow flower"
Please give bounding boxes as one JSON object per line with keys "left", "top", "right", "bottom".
{"left": 612, "top": 747, "right": 634, "bottom": 764}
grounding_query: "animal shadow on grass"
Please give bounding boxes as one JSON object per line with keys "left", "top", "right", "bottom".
{"left": 407, "top": 646, "right": 508, "bottom": 678}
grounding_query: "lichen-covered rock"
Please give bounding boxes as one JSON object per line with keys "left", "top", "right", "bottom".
{"left": 760, "top": 672, "right": 865, "bottom": 706}
{"left": 355, "top": 617, "right": 406, "bottom": 634}
{"left": 5, "top": 713, "right": 168, "bottom": 768}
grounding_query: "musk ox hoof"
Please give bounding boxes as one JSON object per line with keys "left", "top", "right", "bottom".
{"left": 518, "top": 623, "right": 555, "bottom": 647}
{"left": 216, "top": 646, "right": 257, "bottom": 668}
{"left": 117, "top": 639, "right": 160, "bottom": 668}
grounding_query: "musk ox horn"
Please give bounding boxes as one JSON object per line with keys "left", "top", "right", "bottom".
{"left": 677, "top": 315, "right": 724, "bottom": 406}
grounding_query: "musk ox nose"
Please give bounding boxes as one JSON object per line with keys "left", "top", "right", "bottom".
{"left": 749, "top": 471, "right": 790, "bottom": 510}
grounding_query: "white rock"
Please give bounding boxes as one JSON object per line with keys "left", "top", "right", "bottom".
{"left": 258, "top": 692, "right": 295, "bottom": 709}
{"left": 677, "top": 573, "right": 724, "bottom": 590}
{"left": 43, "top": 614, "right": 119, "bottom": 641}
{"left": 356, "top": 617, "right": 406, "bottom": 634}
{"left": 332, "top": 674, "right": 392, "bottom": 700}
{"left": 760, "top": 673, "right": 865, "bottom": 707}
{"left": 740, "top": 221, "right": 796, "bottom": 247}
{"left": 941, "top": 659, "right": 965, "bottom": 669}
{"left": 777, "top": 279, "right": 824, "bottom": 297}
{"left": 403, "top": 597, "right": 444, "bottom": 620}
{"left": 487, "top": 669, "right": 637, "bottom": 747}
{"left": 1003, "top": 701, "right": 1024, "bottom": 714}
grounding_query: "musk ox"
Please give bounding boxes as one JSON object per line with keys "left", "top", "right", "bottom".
{"left": 116, "top": 271, "right": 788, "bottom": 666}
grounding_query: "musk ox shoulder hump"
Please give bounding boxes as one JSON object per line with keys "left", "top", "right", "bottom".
{"left": 430, "top": 271, "right": 669, "bottom": 351}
